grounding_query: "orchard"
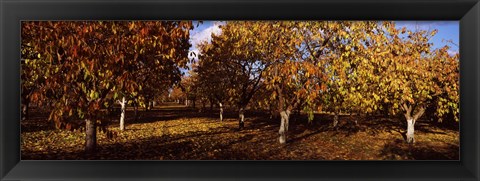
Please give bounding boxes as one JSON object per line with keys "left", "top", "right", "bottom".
{"left": 21, "top": 21, "right": 459, "bottom": 160}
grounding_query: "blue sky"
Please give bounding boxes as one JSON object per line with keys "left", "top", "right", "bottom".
{"left": 185, "top": 21, "right": 459, "bottom": 73}
{"left": 187, "top": 21, "right": 223, "bottom": 62}
{"left": 395, "top": 21, "right": 459, "bottom": 53}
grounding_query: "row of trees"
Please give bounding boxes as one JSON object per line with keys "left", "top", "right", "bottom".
{"left": 21, "top": 21, "right": 459, "bottom": 155}
{"left": 189, "top": 21, "right": 459, "bottom": 144}
{"left": 21, "top": 21, "right": 194, "bottom": 154}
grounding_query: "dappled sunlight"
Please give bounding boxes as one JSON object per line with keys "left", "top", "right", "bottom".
{"left": 21, "top": 21, "right": 459, "bottom": 160}
{"left": 22, "top": 105, "right": 459, "bottom": 160}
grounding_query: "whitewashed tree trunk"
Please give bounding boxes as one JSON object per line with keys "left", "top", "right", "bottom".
{"left": 279, "top": 110, "right": 291, "bottom": 144}
{"left": 120, "top": 96, "right": 126, "bottom": 131}
{"left": 185, "top": 99, "right": 188, "bottom": 106}
{"left": 85, "top": 119, "right": 97, "bottom": 154}
{"left": 406, "top": 118, "right": 415, "bottom": 143}
{"left": 219, "top": 102, "right": 224, "bottom": 122}
{"left": 402, "top": 104, "right": 425, "bottom": 144}
{"left": 239, "top": 106, "right": 245, "bottom": 129}
{"left": 21, "top": 100, "right": 29, "bottom": 121}
{"left": 333, "top": 111, "right": 339, "bottom": 127}
{"left": 144, "top": 99, "right": 149, "bottom": 112}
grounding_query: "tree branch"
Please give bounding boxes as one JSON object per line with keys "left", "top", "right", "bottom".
{"left": 413, "top": 106, "right": 425, "bottom": 122}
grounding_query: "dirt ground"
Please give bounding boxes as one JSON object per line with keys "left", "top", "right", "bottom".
{"left": 21, "top": 103, "right": 459, "bottom": 160}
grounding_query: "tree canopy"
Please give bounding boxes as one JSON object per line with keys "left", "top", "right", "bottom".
{"left": 21, "top": 21, "right": 193, "bottom": 153}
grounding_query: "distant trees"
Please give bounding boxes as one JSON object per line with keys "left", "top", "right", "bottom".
{"left": 21, "top": 21, "right": 193, "bottom": 154}
{"left": 169, "top": 85, "right": 185, "bottom": 104}
{"left": 197, "top": 22, "right": 272, "bottom": 129}
{"left": 192, "top": 49, "right": 230, "bottom": 120}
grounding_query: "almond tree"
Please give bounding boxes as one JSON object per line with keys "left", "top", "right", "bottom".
{"left": 169, "top": 85, "right": 185, "bottom": 104}
{"left": 21, "top": 21, "right": 193, "bottom": 154}
{"left": 199, "top": 22, "right": 272, "bottom": 129}
{"left": 195, "top": 42, "right": 231, "bottom": 121}
{"left": 179, "top": 75, "right": 199, "bottom": 108}
{"left": 262, "top": 22, "right": 322, "bottom": 143}
{"left": 237, "top": 21, "right": 330, "bottom": 144}
{"left": 356, "top": 22, "right": 459, "bottom": 143}
{"left": 120, "top": 22, "right": 191, "bottom": 129}
{"left": 429, "top": 46, "right": 459, "bottom": 123}
{"left": 316, "top": 22, "right": 382, "bottom": 127}
{"left": 260, "top": 21, "right": 371, "bottom": 143}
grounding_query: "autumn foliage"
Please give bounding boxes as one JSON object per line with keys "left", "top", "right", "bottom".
{"left": 193, "top": 21, "right": 458, "bottom": 144}
{"left": 21, "top": 21, "right": 459, "bottom": 159}
{"left": 22, "top": 21, "right": 193, "bottom": 153}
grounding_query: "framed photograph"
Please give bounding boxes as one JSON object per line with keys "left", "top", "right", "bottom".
{"left": 1, "top": 0, "right": 479, "bottom": 180}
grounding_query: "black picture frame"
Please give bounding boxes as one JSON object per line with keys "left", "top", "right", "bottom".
{"left": 1, "top": 0, "right": 479, "bottom": 180}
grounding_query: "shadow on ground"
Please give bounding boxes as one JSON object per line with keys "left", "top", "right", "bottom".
{"left": 21, "top": 103, "right": 459, "bottom": 160}
{"left": 379, "top": 139, "right": 459, "bottom": 160}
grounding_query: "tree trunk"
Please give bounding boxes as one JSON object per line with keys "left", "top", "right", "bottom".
{"left": 333, "top": 109, "right": 339, "bottom": 128}
{"left": 134, "top": 100, "right": 138, "bottom": 121}
{"left": 402, "top": 104, "right": 425, "bottom": 144}
{"left": 185, "top": 99, "right": 188, "bottom": 106}
{"left": 144, "top": 99, "right": 149, "bottom": 112}
{"left": 22, "top": 99, "right": 29, "bottom": 121}
{"left": 85, "top": 119, "right": 97, "bottom": 155}
{"left": 148, "top": 101, "right": 152, "bottom": 110}
{"left": 120, "top": 97, "right": 126, "bottom": 131}
{"left": 406, "top": 117, "right": 415, "bottom": 143}
{"left": 144, "top": 101, "right": 147, "bottom": 112}
{"left": 279, "top": 110, "right": 291, "bottom": 144}
{"left": 238, "top": 106, "right": 245, "bottom": 129}
{"left": 219, "top": 102, "right": 224, "bottom": 122}
{"left": 199, "top": 101, "right": 206, "bottom": 113}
